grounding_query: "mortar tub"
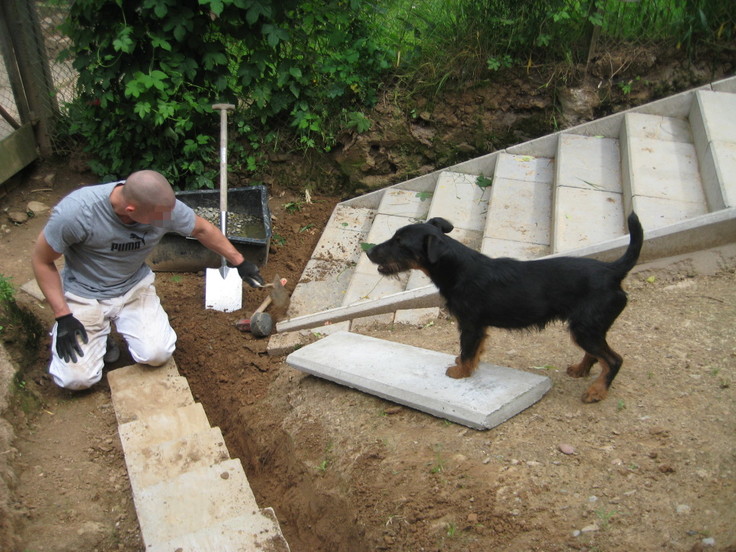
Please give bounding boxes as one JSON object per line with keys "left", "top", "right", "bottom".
{"left": 148, "top": 185, "right": 271, "bottom": 272}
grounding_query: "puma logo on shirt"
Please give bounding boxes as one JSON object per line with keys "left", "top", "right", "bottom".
{"left": 111, "top": 233, "right": 147, "bottom": 252}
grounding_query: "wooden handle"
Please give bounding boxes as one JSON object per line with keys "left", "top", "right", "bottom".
{"left": 253, "top": 295, "right": 272, "bottom": 315}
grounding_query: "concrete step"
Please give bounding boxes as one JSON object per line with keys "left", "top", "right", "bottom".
{"left": 135, "top": 459, "right": 261, "bottom": 546}
{"left": 427, "top": 170, "right": 490, "bottom": 249}
{"left": 286, "top": 331, "right": 551, "bottom": 430}
{"left": 341, "top": 214, "right": 412, "bottom": 307}
{"left": 482, "top": 153, "right": 554, "bottom": 259}
{"left": 118, "top": 402, "right": 211, "bottom": 452}
{"left": 286, "top": 205, "right": 374, "bottom": 318}
{"left": 621, "top": 112, "right": 708, "bottom": 230}
{"left": 109, "top": 373, "right": 194, "bottom": 425}
{"left": 109, "top": 359, "right": 290, "bottom": 549}
{"left": 377, "top": 187, "right": 432, "bottom": 219}
{"left": 553, "top": 134, "right": 624, "bottom": 253}
{"left": 124, "top": 427, "right": 231, "bottom": 490}
{"left": 148, "top": 509, "right": 290, "bottom": 552}
{"left": 690, "top": 89, "right": 736, "bottom": 210}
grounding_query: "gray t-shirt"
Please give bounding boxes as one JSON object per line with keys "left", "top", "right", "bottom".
{"left": 44, "top": 181, "right": 196, "bottom": 298}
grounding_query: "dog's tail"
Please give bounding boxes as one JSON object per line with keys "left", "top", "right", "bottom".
{"left": 609, "top": 212, "right": 643, "bottom": 278}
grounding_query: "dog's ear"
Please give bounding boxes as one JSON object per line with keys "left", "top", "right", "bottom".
{"left": 425, "top": 233, "right": 448, "bottom": 264}
{"left": 427, "top": 217, "right": 453, "bottom": 234}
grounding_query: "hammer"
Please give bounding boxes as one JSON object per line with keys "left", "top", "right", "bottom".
{"left": 236, "top": 277, "right": 289, "bottom": 337}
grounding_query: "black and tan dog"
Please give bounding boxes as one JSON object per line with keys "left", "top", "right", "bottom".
{"left": 367, "top": 213, "right": 643, "bottom": 402}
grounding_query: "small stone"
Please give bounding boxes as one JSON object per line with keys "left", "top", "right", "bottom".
{"left": 581, "top": 524, "right": 599, "bottom": 533}
{"left": 588, "top": 495, "right": 598, "bottom": 503}
{"left": 572, "top": 530, "right": 581, "bottom": 537}
{"left": 220, "top": 471, "right": 230, "bottom": 480}
{"left": 676, "top": 504, "right": 690, "bottom": 514}
{"left": 558, "top": 443, "right": 575, "bottom": 455}
{"left": 8, "top": 210, "right": 29, "bottom": 224}
{"left": 27, "top": 200, "right": 50, "bottom": 215}
{"left": 702, "top": 537, "right": 715, "bottom": 546}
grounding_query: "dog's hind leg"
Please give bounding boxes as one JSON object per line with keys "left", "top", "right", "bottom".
{"left": 571, "top": 331, "right": 623, "bottom": 402}
{"left": 567, "top": 353, "right": 598, "bottom": 378}
{"left": 446, "top": 326, "right": 487, "bottom": 379}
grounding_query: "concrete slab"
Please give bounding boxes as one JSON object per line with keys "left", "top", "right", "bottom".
{"left": 633, "top": 195, "right": 708, "bottom": 231}
{"left": 485, "top": 153, "right": 553, "bottom": 249}
{"left": 148, "top": 509, "right": 290, "bottom": 552}
{"left": 107, "top": 359, "right": 181, "bottom": 385}
{"left": 124, "top": 427, "right": 231, "bottom": 489}
{"left": 493, "top": 153, "right": 555, "bottom": 183}
{"left": 556, "top": 135, "right": 622, "bottom": 193}
{"left": 312, "top": 206, "right": 374, "bottom": 262}
{"left": 135, "top": 459, "right": 260, "bottom": 546}
{"left": 427, "top": 171, "right": 490, "bottom": 232}
{"left": 119, "top": 402, "right": 211, "bottom": 452}
{"left": 690, "top": 90, "right": 736, "bottom": 211}
{"left": 286, "top": 331, "right": 551, "bottom": 430}
{"left": 377, "top": 188, "right": 432, "bottom": 219}
{"left": 110, "top": 375, "right": 195, "bottom": 425}
{"left": 553, "top": 187, "right": 624, "bottom": 253}
{"left": 624, "top": 112, "right": 693, "bottom": 143}
{"left": 20, "top": 279, "right": 44, "bottom": 302}
{"left": 286, "top": 258, "right": 354, "bottom": 317}
{"left": 481, "top": 237, "right": 550, "bottom": 260}
{"left": 486, "top": 178, "right": 552, "bottom": 246}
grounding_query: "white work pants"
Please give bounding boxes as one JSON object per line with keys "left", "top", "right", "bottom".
{"left": 48, "top": 273, "right": 176, "bottom": 390}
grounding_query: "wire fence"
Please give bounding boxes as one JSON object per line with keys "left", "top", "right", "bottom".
{"left": 0, "top": 0, "right": 75, "bottom": 152}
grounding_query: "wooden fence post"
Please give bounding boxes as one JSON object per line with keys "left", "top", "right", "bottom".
{"left": 2, "top": 0, "right": 57, "bottom": 157}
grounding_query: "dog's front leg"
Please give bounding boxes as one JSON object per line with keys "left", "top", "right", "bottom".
{"left": 446, "top": 326, "right": 487, "bottom": 379}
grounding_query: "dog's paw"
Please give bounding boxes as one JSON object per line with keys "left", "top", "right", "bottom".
{"left": 581, "top": 385, "right": 608, "bottom": 403}
{"left": 446, "top": 364, "right": 469, "bottom": 379}
{"left": 566, "top": 364, "right": 587, "bottom": 378}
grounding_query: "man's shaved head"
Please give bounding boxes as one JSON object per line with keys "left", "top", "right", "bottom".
{"left": 122, "top": 170, "right": 176, "bottom": 210}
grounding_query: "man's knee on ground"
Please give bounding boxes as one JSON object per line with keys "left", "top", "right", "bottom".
{"left": 130, "top": 343, "right": 173, "bottom": 366}
{"left": 51, "top": 368, "right": 102, "bottom": 391}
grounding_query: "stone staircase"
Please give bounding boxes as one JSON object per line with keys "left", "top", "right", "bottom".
{"left": 277, "top": 76, "right": 736, "bottom": 333}
{"left": 107, "top": 360, "right": 289, "bottom": 551}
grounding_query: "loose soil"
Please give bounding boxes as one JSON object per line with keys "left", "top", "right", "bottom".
{"left": 2, "top": 58, "right": 736, "bottom": 551}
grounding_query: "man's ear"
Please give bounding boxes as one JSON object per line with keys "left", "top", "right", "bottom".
{"left": 427, "top": 217, "right": 453, "bottom": 234}
{"left": 425, "top": 233, "right": 447, "bottom": 264}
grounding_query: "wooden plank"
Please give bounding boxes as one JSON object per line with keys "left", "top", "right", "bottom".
{"left": 0, "top": 123, "right": 37, "bottom": 184}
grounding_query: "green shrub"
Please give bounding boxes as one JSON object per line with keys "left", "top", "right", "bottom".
{"left": 59, "top": 0, "right": 391, "bottom": 188}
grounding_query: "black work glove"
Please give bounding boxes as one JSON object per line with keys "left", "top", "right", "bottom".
{"left": 55, "top": 314, "right": 88, "bottom": 363}
{"left": 236, "top": 260, "right": 265, "bottom": 288}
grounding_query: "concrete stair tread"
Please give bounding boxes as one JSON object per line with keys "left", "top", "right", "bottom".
{"left": 624, "top": 111, "right": 693, "bottom": 143}
{"left": 553, "top": 134, "right": 623, "bottom": 252}
{"left": 690, "top": 89, "right": 736, "bottom": 210}
{"left": 484, "top": 152, "right": 553, "bottom": 253}
{"left": 110, "top": 374, "right": 194, "bottom": 425}
{"left": 119, "top": 402, "right": 211, "bottom": 452}
{"left": 287, "top": 331, "right": 551, "bottom": 430}
{"left": 427, "top": 171, "right": 490, "bottom": 231}
{"left": 147, "top": 509, "right": 290, "bottom": 552}
{"left": 135, "top": 459, "right": 260, "bottom": 546}
{"left": 693, "top": 89, "right": 736, "bottom": 143}
{"left": 107, "top": 358, "right": 180, "bottom": 386}
{"left": 147, "top": 511, "right": 289, "bottom": 552}
{"left": 377, "top": 187, "right": 432, "bottom": 219}
{"left": 341, "top": 213, "right": 415, "bottom": 306}
{"left": 124, "top": 426, "right": 231, "bottom": 489}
